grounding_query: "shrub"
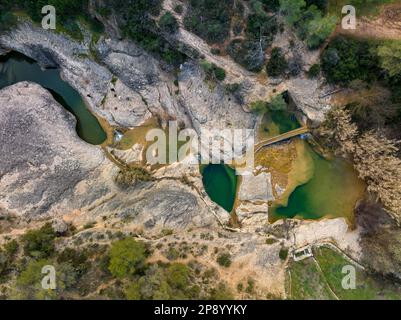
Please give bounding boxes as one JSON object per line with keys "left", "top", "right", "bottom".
{"left": 321, "top": 36, "right": 380, "bottom": 85}
{"left": 200, "top": 61, "right": 226, "bottom": 81}
{"left": 250, "top": 101, "right": 268, "bottom": 114}
{"left": 56, "top": 248, "right": 90, "bottom": 277}
{"left": 83, "top": 221, "right": 96, "bottom": 229}
{"left": 114, "top": 167, "right": 153, "bottom": 187}
{"left": 308, "top": 63, "right": 321, "bottom": 78}
{"left": 377, "top": 41, "right": 401, "bottom": 77}
{"left": 166, "top": 263, "right": 190, "bottom": 290}
{"left": 125, "top": 263, "right": 199, "bottom": 300}
{"left": 245, "top": 278, "right": 255, "bottom": 293}
{"left": 0, "top": 12, "right": 17, "bottom": 31}
{"left": 216, "top": 253, "right": 232, "bottom": 267}
{"left": 279, "top": 0, "right": 306, "bottom": 25}
{"left": 280, "top": 0, "right": 335, "bottom": 49}
{"left": 108, "top": 238, "right": 147, "bottom": 278}
{"left": 305, "top": 14, "right": 336, "bottom": 49}
{"left": 159, "top": 11, "right": 179, "bottom": 33}
{"left": 13, "top": 259, "right": 56, "bottom": 300}
{"left": 209, "top": 282, "right": 234, "bottom": 300}
{"left": 174, "top": 4, "right": 184, "bottom": 14}
{"left": 210, "top": 48, "right": 221, "bottom": 55}
{"left": 22, "top": 224, "right": 56, "bottom": 259}
{"left": 268, "top": 94, "right": 287, "bottom": 111}
{"left": 266, "top": 47, "right": 288, "bottom": 77}
{"left": 165, "top": 247, "right": 180, "bottom": 261}
{"left": 279, "top": 247, "right": 288, "bottom": 260}
{"left": 227, "top": 39, "right": 265, "bottom": 72}
{"left": 4, "top": 240, "right": 18, "bottom": 257}
{"left": 183, "top": 0, "right": 233, "bottom": 44}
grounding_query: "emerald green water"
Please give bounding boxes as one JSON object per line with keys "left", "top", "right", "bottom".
{"left": 201, "top": 164, "right": 237, "bottom": 213}
{"left": 0, "top": 52, "right": 106, "bottom": 145}
{"left": 271, "top": 141, "right": 365, "bottom": 221}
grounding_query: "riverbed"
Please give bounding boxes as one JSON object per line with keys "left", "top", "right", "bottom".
{"left": 0, "top": 52, "right": 106, "bottom": 145}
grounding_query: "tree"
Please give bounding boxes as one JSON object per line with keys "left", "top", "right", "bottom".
{"left": 318, "top": 107, "right": 401, "bottom": 222}
{"left": 12, "top": 260, "right": 58, "bottom": 299}
{"left": 22, "top": 223, "right": 56, "bottom": 259}
{"left": 305, "top": 14, "right": 337, "bottom": 49}
{"left": 268, "top": 94, "right": 287, "bottom": 111}
{"left": 159, "top": 11, "right": 179, "bottom": 33}
{"left": 227, "top": 39, "right": 266, "bottom": 72}
{"left": 377, "top": 41, "right": 401, "bottom": 77}
{"left": 125, "top": 263, "right": 197, "bottom": 300}
{"left": 200, "top": 61, "right": 226, "bottom": 81}
{"left": 353, "top": 132, "right": 401, "bottom": 222}
{"left": 308, "top": 63, "right": 321, "bottom": 78}
{"left": 250, "top": 101, "right": 268, "bottom": 114}
{"left": 279, "top": 0, "right": 306, "bottom": 25}
{"left": 108, "top": 238, "right": 147, "bottom": 278}
{"left": 166, "top": 263, "right": 190, "bottom": 290}
{"left": 209, "top": 282, "right": 234, "bottom": 300}
{"left": 321, "top": 37, "right": 380, "bottom": 84}
{"left": 266, "top": 47, "right": 288, "bottom": 77}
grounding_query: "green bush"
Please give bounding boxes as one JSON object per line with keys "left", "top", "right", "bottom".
{"left": 321, "top": 36, "right": 380, "bottom": 84}
{"left": 183, "top": 0, "right": 233, "bottom": 44}
{"left": 227, "top": 39, "right": 266, "bottom": 72}
{"left": 200, "top": 61, "right": 226, "bottom": 81}
{"left": 377, "top": 41, "right": 401, "bottom": 77}
{"left": 159, "top": 11, "right": 179, "bottom": 33}
{"left": 266, "top": 47, "right": 288, "bottom": 77}
{"left": 308, "top": 63, "right": 321, "bottom": 78}
{"left": 108, "top": 238, "right": 147, "bottom": 278}
{"left": 280, "top": 0, "right": 335, "bottom": 49}
{"left": 250, "top": 100, "right": 268, "bottom": 114}
{"left": 216, "top": 253, "right": 232, "bottom": 267}
{"left": 279, "top": 247, "right": 288, "bottom": 260}
{"left": 4, "top": 240, "right": 18, "bottom": 257}
{"left": 125, "top": 263, "right": 199, "bottom": 300}
{"left": 174, "top": 4, "right": 184, "bottom": 14}
{"left": 0, "top": 12, "right": 17, "bottom": 31}
{"left": 13, "top": 259, "right": 56, "bottom": 300}
{"left": 114, "top": 167, "right": 153, "bottom": 187}
{"left": 166, "top": 263, "right": 190, "bottom": 290}
{"left": 209, "top": 282, "right": 234, "bottom": 300}
{"left": 22, "top": 223, "right": 56, "bottom": 259}
{"left": 56, "top": 248, "right": 90, "bottom": 277}
{"left": 268, "top": 94, "right": 287, "bottom": 111}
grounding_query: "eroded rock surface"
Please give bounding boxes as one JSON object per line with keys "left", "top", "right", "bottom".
{"left": 0, "top": 82, "right": 222, "bottom": 234}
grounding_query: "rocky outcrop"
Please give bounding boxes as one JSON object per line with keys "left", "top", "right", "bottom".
{"left": 238, "top": 172, "right": 274, "bottom": 202}
{"left": 0, "top": 22, "right": 113, "bottom": 122}
{"left": 0, "top": 82, "right": 105, "bottom": 218}
{"left": 0, "top": 22, "right": 186, "bottom": 128}
{"left": 96, "top": 38, "right": 189, "bottom": 127}
{"left": 0, "top": 82, "right": 223, "bottom": 233}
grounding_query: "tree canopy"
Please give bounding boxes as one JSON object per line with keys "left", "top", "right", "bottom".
{"left": 108, "top": 238, "right": 147, "bottom": 278}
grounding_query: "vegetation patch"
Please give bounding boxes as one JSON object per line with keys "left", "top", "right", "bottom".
{"left": 184, "top": 0, "right": 234, "bottom": 44}
{"left": 279, "top": 0, "right": 337, "bottom": 49}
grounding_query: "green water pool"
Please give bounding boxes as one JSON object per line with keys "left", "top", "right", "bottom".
{"left": 0, "top": 52, "right": 106, "bottom": 145}
{"left": 201, "top": 107, "right": 365, "bottom": 221}
{"left": 201, "top": 164, "right": 237, "bottom": 213}
{"left": 270, "top": 140, "right": 365, "bottom": 221}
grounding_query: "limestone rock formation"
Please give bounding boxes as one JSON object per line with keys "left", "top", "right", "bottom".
{"left": 0, "top": 82, "right": 222, "bottom": 234}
